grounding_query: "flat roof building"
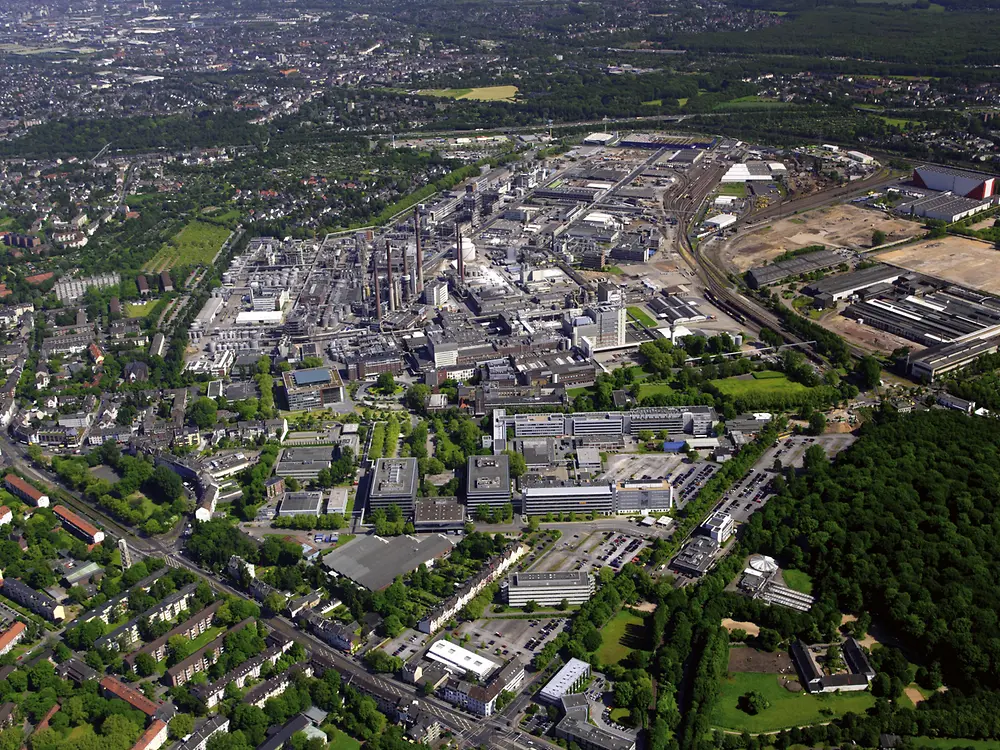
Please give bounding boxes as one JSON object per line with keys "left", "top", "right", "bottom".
{"left": 426, "top": 639, "right": 499, "bottom": 682}
{"left": 322, "top": 533, "right": 455, "bottom": 591}
{"left": 522, "top": 482, "right": 615, "bottom": 517}
{"left": 281, "top": 367, "right": 345, "bottom": 412}
{"left": 614, "top": 479, "right": 673, "bottom": 514}
{"left": 466, "top": 455, "right": 512, "bottom": 510}
{"left": 671, "top": 537, "right": 720, "bottom": 577}
{"left": 278, "top": 491, "right": 325, "bottom": 517}
{"left": 413, "top": 498, "right": 466, "bottom": 532}
{"left": 703, "top": 512, "right": 735, "bottom": 544}
{"left": 274, "top": 447, "right": 334, "bottom": 481}
{"left": 540, "top": 658, "right": 592, "bottom": 703}
{"left": 368, "top": 458, "right": 418, "bottom": 514}
{"left": 505, "top": 571, "right": 594, "bottom": 607}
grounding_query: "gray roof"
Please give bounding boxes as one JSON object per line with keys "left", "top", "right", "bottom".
{"left": 322, "top": 533, "right": 455, "bottom": 590}
{"left": 510, "top": 571, "right": 591, "bottom": 589}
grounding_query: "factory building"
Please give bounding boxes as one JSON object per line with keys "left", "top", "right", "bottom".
{"left": 912, "top": 164, "right": 996, "bottom": 199}
{"left": 898, "top": 192, "right": 993, "bottom": 223}
{"left": 746, "top": 250, "right": 843, "bottom": 289}
{"left": 802, "top": 265, "right": 906, "bottom": 305}
{"left": 505, "top": 571, "right": 595, "bottom": 607}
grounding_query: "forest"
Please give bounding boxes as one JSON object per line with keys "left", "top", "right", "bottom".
{"left": 744, "top": 409, "right": 1000, "bottom": 693}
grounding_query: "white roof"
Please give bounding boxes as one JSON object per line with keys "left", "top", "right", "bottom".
{"left": 427, "top": 639, "right": 499, "bottom": 681}
{"left": 706, "top": 213, "right": 737, "bottom": 229}
{"left": 235, "top": 311, "right": 284, "bottom": 325}
{"left": 539, "top": 658, "right": 591, "bottom": 702}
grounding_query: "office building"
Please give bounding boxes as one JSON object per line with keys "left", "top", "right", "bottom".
{"left": 367, "top": 458, "right": 418, "bottom": 514}
{"left": 281, "top": 367, "right": 345, "bottom": 412}
{"left": 522, "top": 482, "right": 615, "bottom": 517}
{"left": 703, "top": 512, "right": 735, "bottom": 543}
{"left": 426, "top": 640, "right": 499, "bottom": 681}
{"left": 278, "top": 491, "right": 325, "bottom": 517}
{"left": 466, "top": 455, "right": 512, "bottom": 510}
{"left": 505, "top": 571, "right": 594, "bottom": 607}
{"left": 413, "top": 498, "right": 466, "bottom": 532}
{"left": 614, "top": 479, "right": 673, "bottom": 514}
{"left": 556, "top": 694, "right": 636, "bottom": 750}
{"left": 540, "top": 658, "right": 592, "bottom": 703}
{"left": 671, "top": 537, "right": 720, "bottom": 577}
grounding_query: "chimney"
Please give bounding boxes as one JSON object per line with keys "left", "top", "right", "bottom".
{"left": 401, "top": 232, "right": 410, "bottom": 300}
{"left": 414, "top": 207, "right": 424, "bottom": 294}
{"left": 455, "top": 222, "right": 464, "bottom": 281}
{"left": 374, "top": 267, "right": 382, "bottom": 321}
{"left": 386, "top": 241, "right": 396, "bottom": 311}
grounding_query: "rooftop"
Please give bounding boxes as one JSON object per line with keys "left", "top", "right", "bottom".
{"left": 323, "top": 533, "right": 455, "bottom": 590}
{"left": 510, "top": 571, "right": 591, "bottom": 589}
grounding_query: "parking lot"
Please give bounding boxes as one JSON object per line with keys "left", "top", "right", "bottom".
{"left": 455, "top": 617, "right": 571, "bottom": 661}
{"left": 670, "top": 461, "right": 721, "bottom": 510}
{"left": 601, "top": 453, "right": 685, "bottom": 484}
{"left": 379, "top": 627, "right": 428, "bottom": 664}
{"left": 526, "top": 529, "right": 652, "bottom": 575}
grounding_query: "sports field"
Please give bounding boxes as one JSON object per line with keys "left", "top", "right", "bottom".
{"left": 712, "top": 672, "right": 875, "bottom": 732}
{"left": 144, "top": 219, "right": 231, "bottom": 271}
{"left": 418, "top": 85, "right": 519, "bottom": 102}
{"left": 596, "top": 609, "right": 649, "bottom": 665}
{"left": 709, "top": 374, "right": 809, "bottom": 397}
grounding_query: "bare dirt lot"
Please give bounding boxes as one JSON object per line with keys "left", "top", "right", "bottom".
{"left": 722, "top": 619, "right": 761, "bottom": 637}
{"left": 822, "top": 311, "right": 924, "bottom": 355}
{"left": 723, "top": 205, "right": 921, "bottom": 272}
{"left": 728, "top": 646, "right": 794, "bottom": 674}
{"left": 879, "top": 235, "right": 1000, "bottom": 294}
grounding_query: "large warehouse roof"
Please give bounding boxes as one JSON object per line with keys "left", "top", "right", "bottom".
{"left": 322, "top": 533, "right": 455, "bottom": 590}
{"left": 426, "top": 640, "right": 499, "bottom": 681}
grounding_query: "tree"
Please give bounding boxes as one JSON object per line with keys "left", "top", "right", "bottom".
{"left": 146, "top": 464, "right": 184, "bottom": 503}
{"left": 188, "top": 397, "right": 218, "bottom": 429}
{"left": 808, "top": 411, "right": 827, "bottom": 435}
{"left": 506, "top": 450, "right": 527, "bottom": 479}
{"left": 856, "top": 355, "right": 882, "bottom": 390}
{"left": 375, "top": 372, "right": 396, "bottom": 395}
{"left": 872, "top": 229, "right": 886, "bottom": 247}
{"left": 741, "top": 691, "right": 770, "bottom": 715}
{"left": 263, "top": 591, "right": 287, "bottom": 616}
{"left": 169, "top": 714, "right": 195, "bottom": 741}
{"left": 523, "top": 600, "right": 539, "bottom": 613}
{"left": 133, "top": 652, "right": 157, "bottom": 677}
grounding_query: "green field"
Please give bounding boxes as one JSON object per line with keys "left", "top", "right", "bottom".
{"left": 145, "top": 219, "right": 232, "bottom": 271}
{"left": 417, "top": 85, "right": 518, "bottom": 102}
{"left": 125, "top": 300, "right": 158, "bottom": 318}
{"left": 710, "top": 374, "right": 809, "bottom": 397}
{"left": 642, "top": 99, "right": 663, "bottom": 107}
{"left": 712, "top": 672, "right": 875, "bottom": 732}
{"left": 782, "top": 569, "right": 814, "bottom": 594}
{"left": 324, "top": 729, "right": 361, "bottom": 750}
{"left": 637, "top": 383, "right": 678, "bottom": 401}
{"left": 627, "top": 306, "right": 658, "bottom": 328}
{"left": 912, "top": 738, "right": 1000, "bottom": 750}
{"left": 187, "top": 626, "right": 224, "bottom": 651}
{"left": 752, "top": 370, "right": 787, "bottom": 379}
{"left": 718, "top": 183, "right": 747, "bottom": 198}
{"left": 596, "top": 610, "right": 649, "bottom": 665}
{"left": 610, "top": 707, "right": 632, "bottom": 724}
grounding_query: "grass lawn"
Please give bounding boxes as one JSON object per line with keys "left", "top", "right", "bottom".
{"left": 782, "top": 569, "right": 814, "bottom": 595}
{"left": 125, "top": 300, "right": 158, "bottom": 318}
{"left": 567, "top": 386, "right": 594, "bottom": 399}
{"left": 710, "top": 374, "right": 809, "bottom": 398}
{"left": 610, "top": 707, "right": 631, "bottom": 724}
{"left": 187, "top": 626, "right": 224, "bottom": 651}
{"left": 678, "top": 97, "right": 689, "bottom": 107}
{"left": 331, "top": 534, "right": 355, "bottom": 550}
{"left": 144, "top": 219, "right": 232, "bottom": 271}
{"left": 128, "top": 492, "right": 157, "bottom": 521}
{"left": 596, "top": 610, "right": 649, "bottom": 665}
{"left": 418, "top": 85, "right": 518, "bottom": 102}
{"left": 642, "top": 99, "right": 662, "bottom": 106}
{"left": 712, "top": 672, "right": 875, "bottom": 732}
{"left": 752, "top": 370, "right": 786, "bottom": 379}
{"left": 637, "top": 383, "right": 677, "bottom": 400}
{"left": 627, "top": 306, "right": 657, "bottom": 328}
{"left": 718, "top": 183, "right": 747, "bottom": 198}
{"left": 323, "top": 728, "right": 361, "bottom": 750}
{"left": 912, "top": 739, "right": 1000, "bottom": 750}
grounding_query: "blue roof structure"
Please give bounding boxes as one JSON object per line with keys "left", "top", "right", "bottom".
{"left": 292, "top": 368, "right": 331, "bottom": 386}
{"left": 662, "top": 441, "right": 687, "bottom": 452}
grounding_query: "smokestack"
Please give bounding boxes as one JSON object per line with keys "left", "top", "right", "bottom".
{"left": 414, "top": 207, "right": 424, "bottom": 294}
{"left": 455, "top": 222, "right": 464, "bottom": 281}
{"left": 385, "top": 241, "right": 396, "bottom": 311}
{"left": 402, "top": 234, "right": 410, "bottom": 300}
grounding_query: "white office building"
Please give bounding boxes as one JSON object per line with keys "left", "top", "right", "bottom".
{"left": 426, "top": 639, "right": 499, "bottom": 682}
{"left": 505, "top": 571, "right": 595, "bottom": 607}
{"left": 539, "top": 658, "right": 592, "bottom": 703}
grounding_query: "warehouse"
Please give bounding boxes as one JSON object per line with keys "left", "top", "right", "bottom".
{"left": 802, "top": 264, "right": 907, "bottom": 304}
{"left": 704, "top": 213, "right": 737, "bottom": 231}
{"left": 745, "top": 249, "right": 843, "bottom": 289}
{"left": 322, "top": 533, "right": 455, "bottom": 590}
{"left": 648, "top": 294, "right": 707, "bottom": 325}
{"left": 505, "top": 571, "right": 595, "bottom": 607}
{"left": 912, "top": 164, "right": 996, "bottom": 199}
{"left": 908, "top": 330, "right": 1000, "bottom": 381}
{"left": 721, "top": 162, "right": 787, "bottom": 183}
{"left": 898, "top": 192, "right": 993, "bottom": 223}
{"left": 426, "top": 640, "right": 499, "bottom": 682}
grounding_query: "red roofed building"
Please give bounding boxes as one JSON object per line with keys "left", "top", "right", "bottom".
{"left": 130, "top": 720, "right": 168, "bottom": 750}
{"left": 137, "top": 275, "right": 150, "bottom": 295}
{"left": 4, "top": 474, "right": 50, "bottom": 507}
{"left": 34, "top": 702, "right": 60, "bottom": 732}
{"left": 0, "top": 506, "right": 10, "bottom": 527}
{"left": 89, "top": 343, "right": 105, "bottom": 365}
{"left": 53, "top": 505, "right": 104, "bottom": 544}
{"left": 99, "top": 676, "right": 161, "bottom": 716}
{"left": 0, "top": 621, "right": 26, "bottom": 656}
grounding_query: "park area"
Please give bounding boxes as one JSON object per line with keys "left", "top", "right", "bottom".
{"left": 417, "top": 85, "right": 519, "bottom": 102}
{"left": 878, "top": 235, "right": 1000, "bottom": 295}
{"left": 125, "top": 300, "right": 158, "bottom": 318}
{"left": 709, "top": 372, "right": 809, "bottom": 398}
{"left": 721, "top": 205, "right": 920, "bottom": 272}
{"left": 711, "top": 671, "right": 875, "bottom": 733}
{"left": 596, "top": 609, "right": 650, "bottom": 665}
{"left": 144, "top": 219, "right": 231, "bottom": 272}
